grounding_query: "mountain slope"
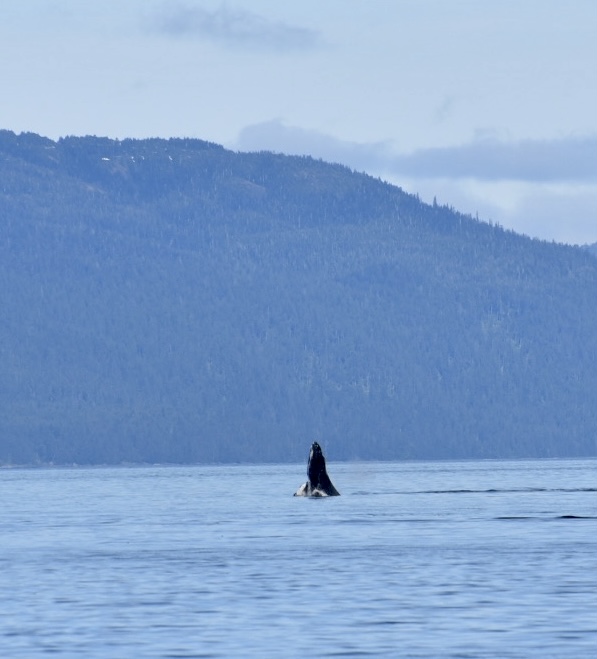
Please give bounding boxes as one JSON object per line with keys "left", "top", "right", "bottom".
{"left": 1, "top": 130, "right": 596, "bottom": 464}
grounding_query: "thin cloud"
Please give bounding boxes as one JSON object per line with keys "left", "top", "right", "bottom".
{"left": 236, "top": 120, "right": 390, "bottom": 172}
{"left": 149, "top": 3, "right": 321, "bottom": 52}
{"left": 392, "top": 137, "right": 597, "bottom": 183}
{"left": 236, "top": 120, "right": 597, "bottom": 184}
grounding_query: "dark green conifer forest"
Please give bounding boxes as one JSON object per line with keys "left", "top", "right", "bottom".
{"left": 1, "top": 130, "right": 596, "bottom": 464}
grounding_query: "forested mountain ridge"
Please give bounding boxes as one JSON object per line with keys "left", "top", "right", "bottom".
{"left": 1, "top": 129, "right": 596, "bottom": 464}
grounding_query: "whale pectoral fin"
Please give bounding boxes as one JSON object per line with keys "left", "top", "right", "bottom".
{"left": 325, "top": 479, "right": 340, "bottom": 496}
{"left": 317, "top": 473, "right": 340, "bottom": 496}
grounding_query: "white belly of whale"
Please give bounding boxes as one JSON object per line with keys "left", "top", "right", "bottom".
{"left": 294, "top": 483, "right": 332, "bottom": 498}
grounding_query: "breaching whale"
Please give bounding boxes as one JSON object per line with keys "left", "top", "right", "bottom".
{"left": 294, "top": 442, "right": 340, "bottom": 497}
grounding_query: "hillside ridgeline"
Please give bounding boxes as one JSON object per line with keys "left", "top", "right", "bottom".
{"left": 1, "top": 130, "right": 596, "bottom": 464}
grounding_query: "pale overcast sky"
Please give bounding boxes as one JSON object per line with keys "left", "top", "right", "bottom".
{"left": 1, "top": 0, "right": 596, "bottom": 244}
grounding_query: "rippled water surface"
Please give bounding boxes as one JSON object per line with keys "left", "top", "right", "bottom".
{"left": 1, "top": 458, "right": 596, "bottom": 657}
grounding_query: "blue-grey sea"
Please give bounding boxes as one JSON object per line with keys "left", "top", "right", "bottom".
{"left": 1, "top": 458, "right": 596, "bottom": 658}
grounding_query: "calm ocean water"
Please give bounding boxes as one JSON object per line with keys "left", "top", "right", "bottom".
{"left": 1, "top": 458, "right": 595, "bottom": 658}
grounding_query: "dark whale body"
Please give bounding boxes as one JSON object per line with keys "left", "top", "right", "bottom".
{"left": 294, "top": 442, "right": 340, "bottom": 497}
